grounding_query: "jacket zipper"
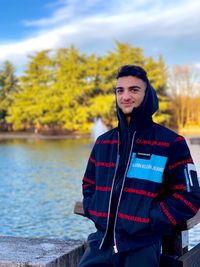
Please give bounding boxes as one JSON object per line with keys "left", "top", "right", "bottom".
{"left": 113, "top": 131, "right": 136, "bottom": 253}
{"left": 99, "top": 131, "right": 120, "bottom": 250}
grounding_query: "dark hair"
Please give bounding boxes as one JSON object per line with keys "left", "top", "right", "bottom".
{"left": 116, "top": 65, "right": 148, "bottom": 82}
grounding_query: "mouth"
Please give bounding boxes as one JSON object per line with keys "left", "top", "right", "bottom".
{"left": 121, "top": 103, "right": 133, "bottom": 107}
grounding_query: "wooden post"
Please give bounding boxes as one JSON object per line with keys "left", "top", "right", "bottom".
{"left": 74, "top": 201, "right": 84, "bottom": 216}
{"left": 162, "top": 230, "right": 188, "bottom": 257}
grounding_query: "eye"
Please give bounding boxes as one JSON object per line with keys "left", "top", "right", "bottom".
{"left": 130, "top": 87, "right": 139, "bottom": 93}
{"left": 116, "top": 88, "right": 123, "bottom": 94}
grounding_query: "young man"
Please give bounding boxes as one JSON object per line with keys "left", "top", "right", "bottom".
{"left": 78, "top": 65, "right": 200, "bottom": 267}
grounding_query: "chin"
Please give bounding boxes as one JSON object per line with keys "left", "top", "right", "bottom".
{"left": 122, "top": 107, "right": 134, "bottom": 112}
{"left": 122, "top": 110, "right": 133, "bottom": 115}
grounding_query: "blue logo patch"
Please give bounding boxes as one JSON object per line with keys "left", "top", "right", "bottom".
{"left": 127, "top": 153, "right": 168, "bottom": 183}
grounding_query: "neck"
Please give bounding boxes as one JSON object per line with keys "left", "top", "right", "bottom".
{"left": 126, "top": 115, "right": 131, "bottom": 126}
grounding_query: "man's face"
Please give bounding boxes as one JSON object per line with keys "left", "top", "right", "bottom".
{"left": 116, "top": 76, "right": 146, "bottom": 115}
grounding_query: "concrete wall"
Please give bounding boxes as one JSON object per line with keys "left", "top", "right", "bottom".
{"left": 0, "top": 236, "right": 86, "bottom": 267}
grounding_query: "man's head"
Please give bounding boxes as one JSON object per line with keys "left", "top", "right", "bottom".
{"left": 115, "top": 65, "right": 147, "bottom": 119}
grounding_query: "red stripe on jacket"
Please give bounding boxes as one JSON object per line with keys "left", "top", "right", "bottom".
{"left": 160, "top": 202, "right": 177, "bottom": 225}
{"left": 96, "top": 162, "right": 116, "bottom": 167}
{"left": 169, "top": 158, "right": 193, "bottom": 170}
{"left": 90, "top": 157, "right": 96, "bottom": 164}
{"left": 173, "top": 193, "right": 198, "bottom": 214}
{"left": 136, "top": 139, "right": 170, "bottom": 147}
{"left": 88, "top": 210, "right": 108, "bottom": 217}
{"left": 118, "top": 213, "right": 150, "bottom": 223}
{"left": 96, "top": 186, "right": 112, "bottom": 191}
{"left": 83, "top": 184, "right": 92, "bottom": 189}
{"left": 88, "top": 209, "right": 114, "bottom": 218}
{"left": 171, "top": 184, "right": 188, "bottom": 191}
{"left": 173, "top": 136, "right": 185, "bottom": 142}
{"left": 89, "top": 157, "right": 116, "bottom": 168}
{"left": 83, "top": 176, "right": 95, "bottom": 185}
{"left": 95, "top": 140, "right": 119, "bottom": 145}
{"left": 124, "top": 187, "right": 158, "bottom": 198}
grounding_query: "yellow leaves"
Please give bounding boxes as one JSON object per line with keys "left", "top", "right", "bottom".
{"left": 89, "top": 94, "right": 115, "bottom": 117}
{"left": 2, "top": 41, "right": 171, "bottom": 132}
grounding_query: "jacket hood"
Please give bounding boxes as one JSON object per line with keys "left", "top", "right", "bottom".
{"left": 116, "top": 79, "right": 158, "bottom": 132}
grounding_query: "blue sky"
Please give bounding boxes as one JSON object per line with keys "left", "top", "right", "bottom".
{"left": 0, "top": 0, "right": 200, "bottom": 74}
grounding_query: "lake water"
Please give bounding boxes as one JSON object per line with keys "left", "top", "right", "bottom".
{"left": 0, "top": 136, "right": 199, "bottom": 249}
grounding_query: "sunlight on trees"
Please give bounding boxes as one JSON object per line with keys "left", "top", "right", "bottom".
{"left": 1, "top": 41, "right": 199, "bottom": 134}
{"left": 168, "top": 65, "right": 200, "bottom": 130}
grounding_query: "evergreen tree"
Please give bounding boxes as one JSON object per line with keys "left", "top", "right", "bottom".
{"left": 0, "top": 61, "right": 17, "bottom": 125}
{"left": 7, "top": 50, "right": 54, "bottom": 131}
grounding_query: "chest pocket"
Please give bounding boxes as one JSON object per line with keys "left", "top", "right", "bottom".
{"left": 127, "top": 153, "right": 168, "bottom": 183}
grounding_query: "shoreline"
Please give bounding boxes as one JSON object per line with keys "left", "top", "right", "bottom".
{"left": 0, "top": 132, "right": 90, "bottom": 140}
{"left": 0, "top": 129, "right": 200, "bottom": 141}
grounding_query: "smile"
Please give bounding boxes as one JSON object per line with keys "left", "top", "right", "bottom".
{"left": 121, "top": 103, "right": 134, "bottom": 106}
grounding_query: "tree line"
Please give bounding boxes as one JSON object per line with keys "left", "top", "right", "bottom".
{"left": 0, "top": 41, "right": 199, "bottom": 134}
{"left": 168, "top": 65, "right": 200, "bottom": 130}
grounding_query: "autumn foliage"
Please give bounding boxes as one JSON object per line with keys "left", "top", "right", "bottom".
{"left": 2, "top": 42, "right": 197, "bottom": 134}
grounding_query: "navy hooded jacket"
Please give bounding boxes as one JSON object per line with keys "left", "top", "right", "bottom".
{"left": 82, "top": 76, "right": 200, "bottom": 253}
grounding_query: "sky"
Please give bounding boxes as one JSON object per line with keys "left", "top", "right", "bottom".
{"left": 0, "top": 0, "right": 200, "bottom": 74}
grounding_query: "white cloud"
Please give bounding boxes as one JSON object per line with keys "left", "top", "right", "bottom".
{"left": 23, "top": 0, "right": 101, "bottom": 27}
{"left": 0, "top": 0, "right": 200, "bottom": 72}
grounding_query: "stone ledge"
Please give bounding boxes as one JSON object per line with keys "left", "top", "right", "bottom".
{"left": 0, "top": 236, "right": 86, "bottom": 267}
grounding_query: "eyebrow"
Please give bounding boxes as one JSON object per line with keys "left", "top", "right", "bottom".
{"left": 115, "top": 85, "right": 141, "bottom": 90}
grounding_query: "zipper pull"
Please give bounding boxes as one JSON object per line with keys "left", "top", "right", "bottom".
{"left": 113, "top": 245, "right": 118, "bottom": 254}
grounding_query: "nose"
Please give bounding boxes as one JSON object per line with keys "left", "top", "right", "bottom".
{"left": 122, "top": 90, "right": 131, "bottom": 101}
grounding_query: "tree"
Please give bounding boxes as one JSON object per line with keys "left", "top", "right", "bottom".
{"left": 145, "top": 56, "right": 171, "bottom": 125}
{"left": 6, "top": 50, "right": 54, "bottom": 131}
{"left": 6, "top": 41, "right": 170, "bottom": 133}
{"left": 0, "top": 61, "right": 17, "bottom": 127}
{"left": 53, "top": 46, "right": 92, "bottom": 132}
{"left": 94, "top": 42, "right": 169, "bottom": 126}
{"left": 168, "top": 65, "right": 200, "bottom": 129}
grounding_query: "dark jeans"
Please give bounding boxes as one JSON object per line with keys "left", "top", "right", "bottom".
{"left": 78, "top": 238, "right": 161, "bottom": 267}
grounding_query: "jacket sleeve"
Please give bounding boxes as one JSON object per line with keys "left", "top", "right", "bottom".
{"left": 150, "top": 136, "right": 200, "bottom": 235}
{"left": 82, "top": 143, "right": 96, "bottom": 218}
